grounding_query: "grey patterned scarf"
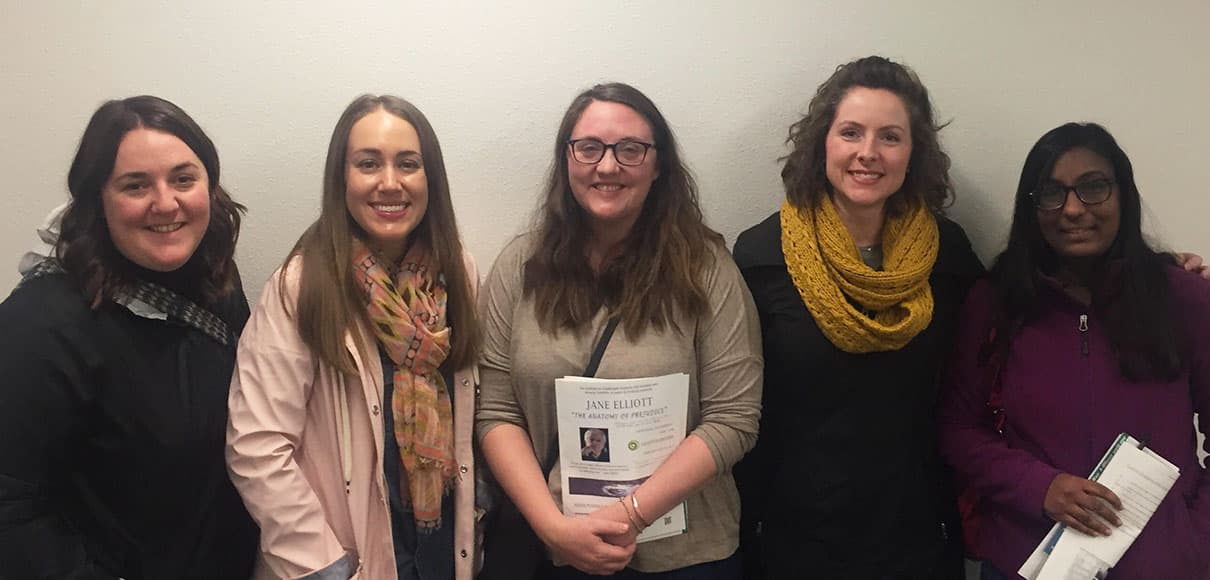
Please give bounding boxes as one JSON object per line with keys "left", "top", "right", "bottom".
{"left": 22, "top": 259, "right": 233, "bottom": 346}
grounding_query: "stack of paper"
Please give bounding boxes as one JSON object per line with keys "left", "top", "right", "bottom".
{"left": 1019, "top": 433, "right": 1180, "bottom": 579}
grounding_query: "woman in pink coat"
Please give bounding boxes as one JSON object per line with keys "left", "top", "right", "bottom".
{"left": 227, "top": 95, "right": 482, "bottom": 580}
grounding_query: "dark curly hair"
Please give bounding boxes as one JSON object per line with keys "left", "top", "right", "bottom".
{"left": 55, "top": 95, "right": 244, "bottom": 307}
{"left": 781, "top": 55, "right": 953, "bottom": 214}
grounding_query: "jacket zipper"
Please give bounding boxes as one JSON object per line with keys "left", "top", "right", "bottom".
{"left": 1078, "top": 314, "right": 1089, "bottom": 357}
{"left": 1079, "top": 313, "right": 1093, "bottom": 465}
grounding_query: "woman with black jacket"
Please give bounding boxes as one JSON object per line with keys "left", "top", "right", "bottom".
{"left": 0, "top": 95, "right": 258, "bottom": 579}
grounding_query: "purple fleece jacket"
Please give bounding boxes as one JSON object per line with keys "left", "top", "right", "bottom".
{"left": 939, "top": 267, "right": 1210, "bottom": 579}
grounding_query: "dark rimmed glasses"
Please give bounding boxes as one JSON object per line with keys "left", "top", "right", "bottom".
{"left": 567, "top": 138, "right": 655, "bottom": 166}
{"left": 1031, "top": 178, "right": 1115, "bottom": 211}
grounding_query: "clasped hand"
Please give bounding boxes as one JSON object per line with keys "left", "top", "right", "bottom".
{"left": 1043, "top": 473, "right": 1123, "bottom": 537}
{"left": 538, "top": 503, "right": 637, "bottom": 575}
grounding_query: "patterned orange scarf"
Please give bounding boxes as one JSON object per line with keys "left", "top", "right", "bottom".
{"left": 353, "top": 241, "right": 455, "bottom": 530}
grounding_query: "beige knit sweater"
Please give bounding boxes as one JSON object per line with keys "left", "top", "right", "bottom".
{"left": 475, "top": 233, "right": 763, "bottom": 572}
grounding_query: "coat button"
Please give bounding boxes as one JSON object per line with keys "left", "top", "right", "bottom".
{"left": 460, "top": 549, "right": 468, "bottom": 558}
{"left": 372, "top": 404, "right": 380, "bottom": 415}
{"left": 462, "top": 378, "right": 469, "bottom": 386}
{"left": 459, "top": 464, "right": 468, "bottom": 474}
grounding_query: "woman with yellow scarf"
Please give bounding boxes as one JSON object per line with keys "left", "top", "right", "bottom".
{"left": 731, "top": 56, "right": 983, "bottom": 579}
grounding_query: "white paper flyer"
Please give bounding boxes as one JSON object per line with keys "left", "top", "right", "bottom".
{"left": 554, "top": 373, "right": 690, "bottom": 543}
{"left": 1019, "top": 433, "right": 1180, "bottom": 580}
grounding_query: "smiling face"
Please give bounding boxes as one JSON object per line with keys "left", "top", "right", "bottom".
{"left": 1036, "top": 147, "right": 1121, "bottom": 261}
{"left": 566, "top": 100, "right": 659, "bottom": 236}
{"left": 344, "top": 108, "right": 429, "bottom": 262}
{"left": 824, "top": 87, "right": 913, "bottom": 215}
{"left": 101, "top": 128, "right": 211, "bottom": 272}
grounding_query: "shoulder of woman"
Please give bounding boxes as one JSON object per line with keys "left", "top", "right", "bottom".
{"left": 501, "top": 231, "right": 539, "bottom": 261}
{"left": 934, "top": 214, "right": 987, "bottom": 281}
{"left": 244, "top": 255, "right": 305, "bottom": 318}
{"left": 1164, "top": 264, "right": 1210, "bottom": 311}
{"left": 483, "top": 232, "right": 538, "bottom": 284}
{"left": 0, "top": 273, "right": 101, "bottom": 369}
{"left": 1, "top": 272, "right": 90, "bottom": 326}
{"left": 732, "top": 211, "right": 784, "bottom": 270}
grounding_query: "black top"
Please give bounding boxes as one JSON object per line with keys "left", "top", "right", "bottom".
{"left": 0, "top": 271, "right": 258, "bottom": 580}
{"left": 732, "top": 212, "right": 985, "bottom": 580}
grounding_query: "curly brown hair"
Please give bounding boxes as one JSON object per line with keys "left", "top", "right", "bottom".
{"left": 56, "top": 95, "right": 244, "bottom": 308}
{"left": 781, "top": 55, "right": 953, "bottom": 214}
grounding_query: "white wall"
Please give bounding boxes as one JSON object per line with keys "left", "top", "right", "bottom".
{"left": 3, "top": 0, "right": 1208, "bottom": 298}
{"left": 0, "top": 0, "right": 1207, "bottom": 527}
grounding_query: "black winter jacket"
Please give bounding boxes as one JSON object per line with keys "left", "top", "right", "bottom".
{"left": 0, "top": 271, "right": 258, "bottom": 580}
{"left": 732, "top": 212, "right": 984, "bottom": 579}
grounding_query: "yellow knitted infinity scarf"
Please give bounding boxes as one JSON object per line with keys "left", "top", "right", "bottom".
{"left": 780, "top": 196, "right": 939, "bottom": 353}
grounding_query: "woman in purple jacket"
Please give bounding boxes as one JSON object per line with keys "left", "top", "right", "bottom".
{"left": 939, "top": 122, "right": 1210, "bottom": 579}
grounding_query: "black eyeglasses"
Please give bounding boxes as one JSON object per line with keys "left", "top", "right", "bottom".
{"left": 567, "top": 138, "right": 655, "bottom": 166}
{"left": 1031, "top": 178, "right": 1115, "bottom": 210}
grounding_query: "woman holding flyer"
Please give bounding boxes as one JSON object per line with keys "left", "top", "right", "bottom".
{"left": 938, "top": 123, "right": 1210, "bottom": 579}
{"left": 475, "top": 82, "right": 763, "bottom": 578}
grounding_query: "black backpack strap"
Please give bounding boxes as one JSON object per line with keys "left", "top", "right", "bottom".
{"left": 582, "top": 317, "right": 620, "bottom": 378}
{"left": 539, "top": 316, "right": 620, "bottom": 476}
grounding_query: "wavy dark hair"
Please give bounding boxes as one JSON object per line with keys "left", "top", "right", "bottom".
{"left": 55, "top": 95, "right": 244, "bottom": 307}
{"left": 524, "top": 82, "right": 723, "bottom": 337}
{"left": 781, "top": 55, "right": 952, "bottom": 214}
{"left": 986, "top": 122, "right": 1183, "bottom": 381}
{"left": 283, "top": 94, "right": 480, "bottom": 374}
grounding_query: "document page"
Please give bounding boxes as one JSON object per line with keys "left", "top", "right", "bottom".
{"left": 1020, "top": 434, "right": 1180, "bottom": 580}
{"left": 554, "top": 373, "right": 689, "bottom": 543}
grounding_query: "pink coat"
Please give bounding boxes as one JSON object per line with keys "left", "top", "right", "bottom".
{"left": 227, "top": 256, "right": 480, "bottom": 580}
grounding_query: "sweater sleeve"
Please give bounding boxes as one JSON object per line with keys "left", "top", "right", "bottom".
{"left": 690, "top": 245, "right": 764, "bottom": 474}
{"left": 474, "top": 237, "right": 530, "bottom": 444}
{"left": 225, "top": 262, "right": 349, "bottom": 578}
{"left": 730, "top": 262, "right": 782, "bottom": 542}
{"left": 0, "top": 280, "right": 116, "bottom": 579}
{"left": 937, "top": 280, "right": 1061, "bottom": 518}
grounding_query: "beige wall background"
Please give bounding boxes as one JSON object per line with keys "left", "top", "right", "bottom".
{"left": 0, "top": 0, "right": 1206, "bottom": 544}
{"left": 2, "top": 1, "right": 1207, "bottom": 297}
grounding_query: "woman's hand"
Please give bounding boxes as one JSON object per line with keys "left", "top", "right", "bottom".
{"left": 1176, "top": 252, "right": 1210, "bottom": 280}
{"left": 1043, "top": 473, "right": 1123, "bottom": 536}
{"left": 588, "top": 500, "right": 640, "bottom": 547}
{"left": 535, "top": 513, "right": 635, "bottom": 575}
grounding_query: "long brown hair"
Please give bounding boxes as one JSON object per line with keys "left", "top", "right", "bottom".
{"left": 524, "top": 82, "right": 723, "bottom": 338}
{"left": 283, "top": 94, "right": 479, "bottom": 374}
{"left": 781, "top": 55, "right": 953, "bottom": 214}
{"left": 57, "top": 95, "right": 244, "bottom": 307}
